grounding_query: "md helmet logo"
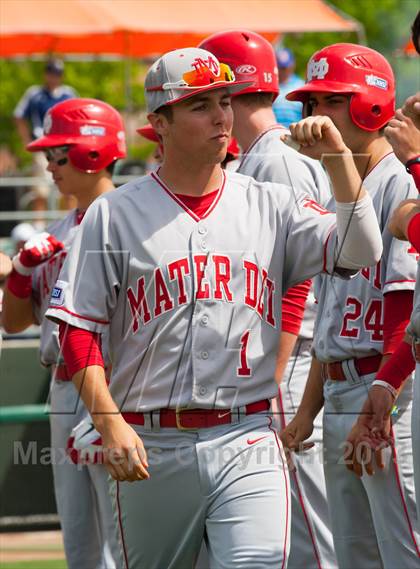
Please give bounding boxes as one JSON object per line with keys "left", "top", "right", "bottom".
{"left": 236, "top": 64, "right": 257, "bottom": 75}
{"left": 307, "top": 57, "right": 329, "bottom": 80}
{"left": 365, "top": 74, "right": 388, "bottom": 90}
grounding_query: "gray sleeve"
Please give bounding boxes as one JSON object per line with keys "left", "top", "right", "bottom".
{"left": 282, "top": 195, "right": 339, "bottom": 290}
{"left": 382, "top": 176, "right": 418, "bottom": 293}
{"left": 46, "top": 198, "right": 122, "bottom": 333}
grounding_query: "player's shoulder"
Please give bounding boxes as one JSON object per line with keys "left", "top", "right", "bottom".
{"left": 368, "top": 152, "right": 416, "bottom": 197}
{"left": 46, "top": 209, "right": 77, "bottom": 237}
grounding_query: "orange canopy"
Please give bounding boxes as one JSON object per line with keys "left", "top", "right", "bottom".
{"left": 0, "top": 0, "right": 361, "bottom": 58}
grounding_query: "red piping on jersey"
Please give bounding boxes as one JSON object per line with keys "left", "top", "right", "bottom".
{"left": 384, "top": 279, "right": 416, "bottom": 286}
{"left": 116, "top": 481, "right": 130, "bottom": 569}
{"left": 268, "top": 415, "right": 290, "bottom": 569}
{"left": 237, "top": 125, "right": 289, "bottom": 171}
{"left": 390, "top": 426, "right": 420, "bottom": 557}
{"left": 150, "top": 169, "right": 226, "bottom": 222}
{"left": 48, "top": 305, "right": 109, "bottom": 325}
{"left": 277, "top": 388, "right": 323, "bottom": 568}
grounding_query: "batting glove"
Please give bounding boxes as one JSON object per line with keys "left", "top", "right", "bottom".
{"left": 67, "top": 418, "right": 103, "bottom": 465}
{"left": 12, "top": 232, "right": 64, "bottom": 276}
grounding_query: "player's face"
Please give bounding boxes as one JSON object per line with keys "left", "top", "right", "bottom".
{"left": 307, "top": 93, "right": 366, "bottom": 151}
{"left": 45, "top": 146, "right": 90, "bottom": 197}
{"left": 164, "top": 89, "right": 233, "bottom": 164}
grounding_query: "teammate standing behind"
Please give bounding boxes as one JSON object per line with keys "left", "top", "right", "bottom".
{"left": 3, "top": 98, "right": 126, "bottom": 569}
{"left": 281, "top": 43, "right": 420, "bottom": 568}
{"left": 200, "top": 29, "right": 337, "bottom": 569}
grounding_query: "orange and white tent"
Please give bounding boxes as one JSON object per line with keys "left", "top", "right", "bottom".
{"left": 0, "top": 0, "right": 362, "bottom": 58}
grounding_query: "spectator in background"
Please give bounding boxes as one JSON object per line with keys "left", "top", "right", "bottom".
{"left": 272, "top": 47, "right": 305, "bottom": 127}
{"left": 14, "top": 59, "right": 77, "bottom": 210}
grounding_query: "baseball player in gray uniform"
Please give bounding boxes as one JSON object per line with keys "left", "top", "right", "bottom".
{"left": 344, "top": 90, "right": 420, "bottom": 526}
{"left": 200, "top": 30, "right": 337, "bottom": 569}
{"left": 46, "top": 47, "right": 382, "bottom": 569}
{"left": 281, "top": 43, "right": 420, "bottom": 568}
{"left": 3, "top": 98, "right": 126, "bottom": 569}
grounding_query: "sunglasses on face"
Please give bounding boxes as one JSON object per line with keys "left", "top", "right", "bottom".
{"left": 45, "top": 146, "right": 69, "bottom": 166}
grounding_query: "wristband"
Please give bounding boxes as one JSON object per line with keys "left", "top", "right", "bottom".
{"left": 6, "top": 268, "right": 32, "bottom": 299}
{"left": 405, "top": 156, "right": 420, "bottom": 173}
{"left": 371, "top": 380, "right": 398, "bottom": 399}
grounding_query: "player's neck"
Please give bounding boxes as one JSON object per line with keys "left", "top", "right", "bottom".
{"left": 75, "top": 175, "right": 114, "bottom": 210}
{"left": 351, "top": 136, "right": 393, "bottom": 180}
{"left": 158, "top": 161, "right": 223, "bottom": 197}
{"left": 233, "top": 107, "right": 278, "bottom": 154}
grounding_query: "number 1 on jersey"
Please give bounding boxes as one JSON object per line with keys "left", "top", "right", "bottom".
{"left": 237, "top": 330, "right": 252, "bottom": 377}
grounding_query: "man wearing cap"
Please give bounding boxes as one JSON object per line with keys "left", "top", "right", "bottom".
{"left": 272, "top": 47, "right": 305, "bottom": 127}
{"left": 14, "top": 59, "right": 77, "bottom": 205}
{"left": 46, "top": 47, "right": 382, "bottom": 568}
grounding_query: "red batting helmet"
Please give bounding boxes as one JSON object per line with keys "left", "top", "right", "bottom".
{"left": 199, "top": 30, "right": 279, "bottom": 98}
{"left": 27, "top": 98, "right": 126, "bottom": 172}
{"left": 137, "top": 124, "right": 160, "bottom": 143}
{"left": 287, "top": 43, "right": 395, "bottom": 132}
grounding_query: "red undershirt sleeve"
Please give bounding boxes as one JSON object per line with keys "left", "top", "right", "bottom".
{"left": 58, "top": 322, "right": 104, "bottom": 378}
{"left": 407, "top": 161, "right": 420, "bottom": 191}
{"left": 382, "top": 290, "right": 414, "bottom": 355}
{"left": 407, "top": 212, "right": 420, "bottom": 252}
{"left": 281, "top": 279, "right": 312, "bottom": 336}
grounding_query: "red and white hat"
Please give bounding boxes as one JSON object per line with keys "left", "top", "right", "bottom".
{"left": 145, "top": 47, "right": 253, "bottom": 113}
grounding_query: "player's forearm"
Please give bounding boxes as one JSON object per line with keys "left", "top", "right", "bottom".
{"left": 72, "top": 366, "right": 122, "bottom": 433}
{"left": 275, "top": 331, "right": 299, "bottom": 385}
{"left": 295, "top": 356, "right": 324, "bottom": 420}
{"left": 323, "top": 152, "right": 367, "bottom": 203}
{"left": 2, "top": 287, "right": 35, "bottom": 333}
{"left": 334, "top": 195, "right": 383, "bottom": 269}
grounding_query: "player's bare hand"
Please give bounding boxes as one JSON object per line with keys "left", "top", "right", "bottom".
{"left": 0, "top": 252, "right": 12, "bottom": 281}
{"left": 284, "top": 116, "right": 349, "bottom": 160}
{"left": 280, "top": 413, "right": 315, "bottom": 471}
{"left": 100, "top": 417, "right": 150, "bottom": 482}
{"left": 384, "top": 108, "right": 420, "bottom": 165}
{"left": 401, "top": 92, "right": 420, "bottom": 129}
{"left": 12, "top": 232, "right": 64, "bottom": 276}
{"left": 388, "top": 199, "right": 420, "bottom": 240}
{"left": 345, "top": 386, "right": 394, "bottom": 477}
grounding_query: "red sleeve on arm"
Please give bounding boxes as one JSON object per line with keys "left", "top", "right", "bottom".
{"left": 382, "top": 290, "right": 414, "bottom": 355}
{"left": 407, "top": 161, "right": 420, "bottom": 191}
{"left": 281, "top": 279, "right": 311, "bottom": 335}
{"left": 407, "top": 212, "right": 420, "bottom": 252}
{"left": 58, "top": 322, "right": 104, "bottom": 378}
{"left": 376, "top": 340, "right": 415, "bottom": 390}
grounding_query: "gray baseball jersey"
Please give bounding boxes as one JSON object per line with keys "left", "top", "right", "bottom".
{"left": 47, "top": 170, "right": 344, "bottom": 413}
{"left": 313, "top": 153, "right": 418, "bottom": 362}
{"left": 32, "top": 211, "right": 78, "bottom": 365}
{"left": 237, "top": 125, "right": 332, "bottom": 340}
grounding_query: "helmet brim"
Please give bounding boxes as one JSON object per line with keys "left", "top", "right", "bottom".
{"left": 136, "top": 125, "right": 159, "bottom": 143}
{"left": 286, "top": 80, "right": 361, "bottom": 102}
{"left": 26, "top": 135, "right": 79, "bottom": 152}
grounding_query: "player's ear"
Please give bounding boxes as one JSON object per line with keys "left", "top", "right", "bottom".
{"left": 148, "top": 113, "right": 168, "bottom": 138}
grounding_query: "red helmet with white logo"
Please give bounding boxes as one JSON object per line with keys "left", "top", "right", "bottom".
{"left": 199, "top": 30, "right": 279, "bottom": 98}
{"left": 27, "top": 98, "right": 126, "bottom": 172}
{"left": 287, "top": 43, "right": 395, "bottom": 131}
